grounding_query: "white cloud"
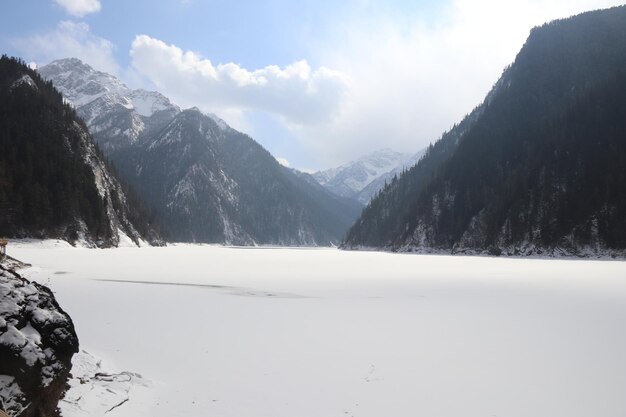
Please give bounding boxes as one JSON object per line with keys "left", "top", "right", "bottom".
{"left": 11, "top": 21, "right": 119, "bottom": 75}
{"left": 54, "top": 0, "right": 101, "bottom": 17}
{"left": 130, "top": 35, "right": 350, "bottom": 126}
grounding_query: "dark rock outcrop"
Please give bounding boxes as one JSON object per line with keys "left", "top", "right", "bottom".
{"left": 0, "top": 260, "right": 79, "bottom": 417}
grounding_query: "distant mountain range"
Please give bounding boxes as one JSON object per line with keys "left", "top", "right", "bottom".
{"left": 313, "top": 148, "right": 425, "bottom": 205}
{"left": 344, "top": 5, "right": 626, "bottom": 257}
{"left": 40, "top": 58, "right": 362, "bottom": 245}
{"left": 0, "top": 56, "right": 161, "bottom": 247}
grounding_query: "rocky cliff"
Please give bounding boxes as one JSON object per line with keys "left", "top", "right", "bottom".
{"left": 0, "top": 259, "right": 79, "bottom": 417}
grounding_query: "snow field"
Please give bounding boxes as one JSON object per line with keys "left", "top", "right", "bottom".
{"left": 10, "top": 242, "right": 626, "bottom": 417}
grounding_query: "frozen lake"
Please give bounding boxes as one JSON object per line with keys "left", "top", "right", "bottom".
{"left": 11, "top": 242, "right": 626, "bottom": 417}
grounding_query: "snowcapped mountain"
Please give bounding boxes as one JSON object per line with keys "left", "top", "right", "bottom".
{"left": 313, "top": 148, "right": 425, "bottom": 204}
{"left": 39, "top": 58, "right": 180, "bottom": 152}
{"left": 41, "top": 58, "right": 362, "bottom": 245}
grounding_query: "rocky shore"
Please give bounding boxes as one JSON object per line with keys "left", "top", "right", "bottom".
{"left": 0, "top": 258, "right": 79, "bottom": 417}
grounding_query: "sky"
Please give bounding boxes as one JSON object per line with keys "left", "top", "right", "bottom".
{"left": 1, "top": 0, "right": 624, "bottom": 170}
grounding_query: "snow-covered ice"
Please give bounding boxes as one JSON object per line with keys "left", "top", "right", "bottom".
{"left": 10, "top": 242, "right": 626, "bottom": 417}
{"left": 60, "top": 350, "right": 150, "bottom": 416}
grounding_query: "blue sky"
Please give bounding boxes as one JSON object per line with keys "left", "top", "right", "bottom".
{"left": 2, "top": 0, "right": 624, "bottom": 170}
{"left": 3, "top": 1, "right": 441, "bottom": 69}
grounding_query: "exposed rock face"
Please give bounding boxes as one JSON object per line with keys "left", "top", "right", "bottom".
{"left": 0, "top": 260, "right": 79, "bottom": 417}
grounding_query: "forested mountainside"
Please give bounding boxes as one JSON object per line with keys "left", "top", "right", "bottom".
{"left": 344, "top": 6, "right": 626, "bottom": 257}
{"left": 41, "top": 59, "right": 362, "bottom": 245}
{"left": 0, "top": 56, "right": 161, "bottom": 247}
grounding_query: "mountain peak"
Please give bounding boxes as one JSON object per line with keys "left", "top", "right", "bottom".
{"left": 47, "top": 57, "right": 91, "bottom": 69}
{"left": 312, "top": 148, "right": 422, "bottom": 204}
{"left": 39, "top": 57, "right": 127, "bottom": 107}
{"left": 186, "top": 106, "right": 203, "bottom": 114}
{"left": 129, "top": 89, "right": 180, "bottom": 117}
{"left": 40, "top": 57, "right": 181, "bottom": 151}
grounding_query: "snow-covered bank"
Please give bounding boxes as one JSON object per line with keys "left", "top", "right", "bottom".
{"left": 10, "top": 243, "right": 626, "bottom": 417}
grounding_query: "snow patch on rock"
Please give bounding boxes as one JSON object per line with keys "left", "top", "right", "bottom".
{"left": 10, "top": 74, "right": 38, "bottom": 91}
{"left": 0, "top": 375, "right": 26, "bottom": 416}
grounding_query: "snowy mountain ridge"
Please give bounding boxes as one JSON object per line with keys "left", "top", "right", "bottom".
{"left": 39, "top": 58, "right": 127, "bottom": 106}
{"left": 39, "top": 59, "right": 180, "bottom": 152}
{"left": 40, "top": 58, "right": 174, "bottom": 117}
{"left": 313, "top": 148, "right": 425, "bottom": 204}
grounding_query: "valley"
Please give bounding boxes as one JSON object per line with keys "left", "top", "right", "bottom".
{"left": 2, "top": 3, "right": 626, "bottom": 417}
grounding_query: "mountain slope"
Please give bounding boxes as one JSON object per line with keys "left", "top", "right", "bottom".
{"left": 110, "top": 108, "right": 362, "bottom": 244}
{"left": 344, "top": 6, "right": 626, "bottom": 257}
{"left": 0, "top": 56, "right": 160, "bottom": 247}
{"left": 41, "top": 59, "right": 362, "bottom": 245}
